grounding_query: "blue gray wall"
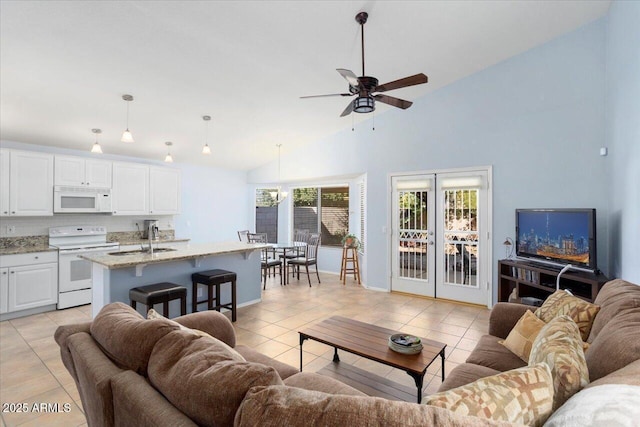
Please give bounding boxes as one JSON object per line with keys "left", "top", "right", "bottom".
{"left": 249, "top": 18, "right": 613, "bottom": 300}
{"left": 605, "top": 1, "right": 640, "bottom": 283}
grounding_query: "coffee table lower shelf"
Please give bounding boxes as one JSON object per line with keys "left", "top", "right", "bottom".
{"left": 318, "top": 361, "right": 418, "bottom": 402}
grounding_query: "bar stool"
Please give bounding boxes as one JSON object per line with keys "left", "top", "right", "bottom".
{"left": 129, "top": 282, "right": 187, "bottom": 318}
{"left": 191, "top": 269, "right": 237, "bottom": 322}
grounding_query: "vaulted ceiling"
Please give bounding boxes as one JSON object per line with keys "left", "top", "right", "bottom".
{"left": 0, "top": 1, "right": 610, "bottom": 170}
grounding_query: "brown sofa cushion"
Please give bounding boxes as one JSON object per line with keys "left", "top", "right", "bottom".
{"left": 283, "top": 372, "right": 366, "bottom": 396}
{"left": 235, "top": 344, "right": 299, "bottom": 380}
{"left": 465, "top": 335, "right": 527, "bottom": 372}
{"left": 235, "top": 385, "right": 515, "bottom": 427}
{"left": 174, "top": 310, "right": 236, "bottom": 348}
{"left": 438, "top": 363, "right": 502, "bottom": 392}
{"left": 588, "top": 279, "right": 640, "bottom": 342}
{"left": 585, "top": 309, "right": 640, "bottom": 381}
{"left": 586, "top": 358, "right": 640, "bottom": 388}
{"left": 90, "top": 302, "right": 180, "bottom": 375}
{"left": 424, "top": 363, "right": 554, "bottom": 427}
{"left": 148, "top": 329, "right": 283, "bottom": 427}
{"left": 54, "top": 321, "right": 92, "bottom": 382}
{"left": 111, "top": 370, "right": 197, "bottom": 427}
{"left": 529, "top": 315, "right": 589, "bottom": 410}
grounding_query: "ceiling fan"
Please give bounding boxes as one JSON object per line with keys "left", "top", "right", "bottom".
{"left": 301, "top": 12, "right": 428, "bottom": 117}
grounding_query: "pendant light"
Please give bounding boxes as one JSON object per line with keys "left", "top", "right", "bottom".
{"left": 121, "top": 94, "right": 135, "bottom": 143}
{"left": 202, "top": 115, "right": 211, "bottom": 154}
{"left": 90, "top": 128, "right": 103, "bottom": 153}
{"left": 269, "top": 144, "right": 288, "bottom": 203}
{"left": 164, "top": 141, "right": 173, "bottom": 163}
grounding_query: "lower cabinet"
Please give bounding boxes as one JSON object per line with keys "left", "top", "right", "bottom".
{"left": 0, "top": 268, "right": 8, "bottom": 314}
{"left": 0, "top": 252, "right": 58, "bottom": 315}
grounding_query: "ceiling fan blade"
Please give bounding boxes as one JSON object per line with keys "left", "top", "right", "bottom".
{"left": 337, "top": 68, "right": 360, "bottom": 87}
{"left": 340, "top": 100, "right": 354, "bottom": 117}
{"left": 300, "top": 93, "right": 353, "bottom": 99}
{"left": 374, "top": 94, "right": 413, "bottom": 109}
{"left": 374, "top": 73, "right": 428, "bottom": 93}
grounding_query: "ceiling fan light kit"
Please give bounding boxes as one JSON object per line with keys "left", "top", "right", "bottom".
{"left": 120, "top": 94, "right": 135, "bottom": 143}
{"left": 301, "top": 11, "right": 428, "bottom": 118}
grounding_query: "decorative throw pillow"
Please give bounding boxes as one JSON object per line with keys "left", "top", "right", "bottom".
{"left": 147, "top": 308, "right": 244, "bottom": 359}
{"left": 544, "top": 384, "right": 640, "bottom": 427}
{"left": 423, "top": 363, "right": 554, "bottom": 427}
{"left": 528, "top": 315, "right": 589, "bottom": 410}
{"left": 500, "top": 310, "right": 546, "bottom": 362}
{"left": 535, "top": 290, "right": 600, "bottom": 341}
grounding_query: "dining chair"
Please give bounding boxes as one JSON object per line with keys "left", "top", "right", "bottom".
{"left": 288, "top": 233, "right": 321, "bottom": 286}
{"left": 237, "top": 230, "right": 250, "bottom": 243}
{"left": 248, "top": 233, "right": 282, "bottom": 289}
{"left": 282, "top": 229, "right": 310, "bottom": 275}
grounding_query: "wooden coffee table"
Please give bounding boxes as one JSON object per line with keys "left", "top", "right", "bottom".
{"left": 299, "top": 316, "right": 446, "bottom": 403}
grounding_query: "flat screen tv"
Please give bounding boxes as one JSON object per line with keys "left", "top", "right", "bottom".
{"left": 515, "top": 208, "right": 597, "bottom": 271}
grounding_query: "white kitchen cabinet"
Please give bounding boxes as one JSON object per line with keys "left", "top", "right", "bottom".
{"left": 0, "top": 251, "right": 58, "bottom": 313}
{"left": 55, "top": 155, "right": 112, "bottom": 188}
{"left": 0, "top": 149, "right": 54, "bottom": 216}
{"left": 149, "top": 166, "right": 181, "bottom": 215}
{"left": 0, "top": 268, "right": 8, "bottom": 314}
{"left": 112, "top": 162, "right": 149, "bottom": 215}
{"left": 0, "top": 150, "right": 9, "bottom": 217}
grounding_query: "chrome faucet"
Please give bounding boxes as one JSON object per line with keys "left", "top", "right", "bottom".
{"left": 148, "top": 222, "right": 159, "bottom": 253}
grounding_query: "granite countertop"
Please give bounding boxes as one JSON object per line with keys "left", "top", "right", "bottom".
{"left": 79, "top": 241, "right": 268, "bottom": 269}
{"left": 0, "top": 245, "right": 58, "bottom": 256}
{"left": 116, "top": 237, "right": 191, "bottom": 246}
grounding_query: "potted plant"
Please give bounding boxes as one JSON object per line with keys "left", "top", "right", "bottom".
{"left": 341, "top": 233, "right": 361, "bottom": 250}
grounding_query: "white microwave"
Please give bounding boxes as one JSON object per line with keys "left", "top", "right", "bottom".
{"left": 54, "top": 186, "right": 112, "bottom": 213}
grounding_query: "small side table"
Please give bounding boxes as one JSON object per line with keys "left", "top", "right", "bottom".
{"left": 340, "top": 246, "right": 361, "bottom": 285}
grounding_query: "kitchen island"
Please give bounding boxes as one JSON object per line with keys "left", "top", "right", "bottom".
{"left": 80, "top": 241, "right": 267, "bottom": 318}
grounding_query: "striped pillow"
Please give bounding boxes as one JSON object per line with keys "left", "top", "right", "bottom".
{"left": 535, "top": 290, "right": 600, "bottom": 341}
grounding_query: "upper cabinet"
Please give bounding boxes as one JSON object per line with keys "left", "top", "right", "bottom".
{"left": 54, "top": 155, "right": 112, "bottom": 188}
{"left": 112, "top": 162, "right": 149, "bottom": 215}
{"left": 149, "top": 167, "right": 181, "bottom": 215}
{"left": 0, "top": 149, "right": 54, "bottom": 216}
{"left": 112, "top": 162, "right": 181, "bottom": 216}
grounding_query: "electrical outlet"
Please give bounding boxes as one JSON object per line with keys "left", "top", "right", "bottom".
{"left": 6, "top": 225, "right": 16, "bottom": 234}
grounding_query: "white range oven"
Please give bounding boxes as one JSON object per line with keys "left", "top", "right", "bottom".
{"left": 49, "top": 226, "right": 119, "bottom": 309}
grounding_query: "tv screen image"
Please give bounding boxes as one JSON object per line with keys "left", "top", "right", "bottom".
{"left": 515, "top": 209, "right": 596, "bottom": 270}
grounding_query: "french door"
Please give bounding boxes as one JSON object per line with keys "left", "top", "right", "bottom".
{"left": 391, "top": 170, "right": 490, "bottom": 306}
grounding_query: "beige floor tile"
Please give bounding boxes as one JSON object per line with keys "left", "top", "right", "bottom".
{"left": 455, "top": 337, "right": 479, "bottom": 352}
{"left": 1, "top": 386, "right": 83, "bottom": 427}
{"left": 234, "top": 329, "right": 270, "bottom": 347}
{"left": 274, "top": 348, "right": 316, "bottom": 369}
{"left": 254, "top": 323, "right": 291, "bottom": 339}
{"left": 447, "top": 348, "right": 471, "bottom": 364}
{"left": 441, "top": 314, "right": 475, "bottom": 328}
{"left": 272, "top": 330, "right": 301, "bottom": 347}
{"left": 252, "top": 339, "right": 292, "bottom": 358}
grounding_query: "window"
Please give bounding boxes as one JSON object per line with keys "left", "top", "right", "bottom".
{"left": 255, "top": 188, "right": 278, "bottom": 243}
{"left": 293, "top": 186, "right": 349, "bottom": 247}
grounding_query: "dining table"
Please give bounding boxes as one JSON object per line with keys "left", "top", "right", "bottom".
{"left": 269, "top": 242, "right": 307, "bottom": 284}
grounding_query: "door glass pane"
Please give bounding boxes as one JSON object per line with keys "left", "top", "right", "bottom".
{"left": 443, "top": 189, "right": 479, "bottom": 287}
{"left": 398, "top": 190, "right": 429, "bottom": 279}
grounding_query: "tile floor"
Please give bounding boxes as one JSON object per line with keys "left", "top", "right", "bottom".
{"left": 0, "top": 272, "right": 490, "bottom": 426}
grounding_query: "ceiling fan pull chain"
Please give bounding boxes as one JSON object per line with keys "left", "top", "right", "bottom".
{"left": 372, "top": 110, "right": 375, "bottom": 131}
{"left": 352, "top": 112, "right": 355, "bottom": 131}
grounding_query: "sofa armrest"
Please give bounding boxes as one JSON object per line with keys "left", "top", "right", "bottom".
{"left": 488, "top": 303, "right": 532, "bottom": 339}
{"left": 55, "top": 322, "right": 93, "bottom": 382}
{"left": 174, "top": 311, "right": 236, "bottom": 348}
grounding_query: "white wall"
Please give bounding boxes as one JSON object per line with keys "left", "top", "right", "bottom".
{"left": 605, "top": 1, "right": 640, "bottom": 283}
{"left": 249, "top": 18, "right": 610, "bottom": 301}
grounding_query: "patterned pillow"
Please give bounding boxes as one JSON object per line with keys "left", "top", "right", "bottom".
{"left": 535, "top": 290, "right": 600, "bottom": 341}
{"left": 423, "top": 363, "right": 554, "bottom": 427}
{"left": 500, "top": 310, "right": 547, "bottom": 362}
{"left": 529, "top": 315, "right": 589, "bottom": 410}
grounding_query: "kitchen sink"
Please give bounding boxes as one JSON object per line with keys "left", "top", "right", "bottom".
{"left": 108, "top": 247, "right": 177, "bottom": 256}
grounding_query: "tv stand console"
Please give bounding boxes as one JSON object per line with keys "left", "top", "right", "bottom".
{"left": 498, "top": 259, "right": 608, "bottom": 303}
